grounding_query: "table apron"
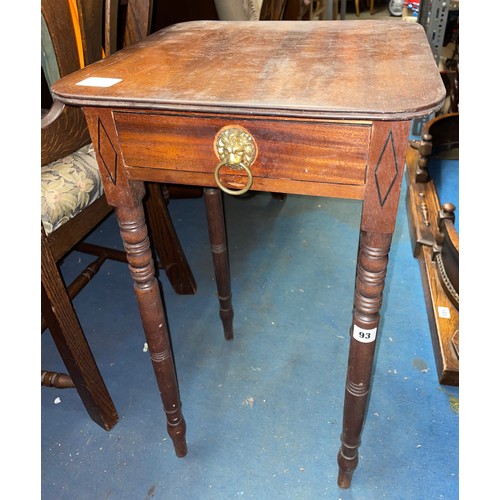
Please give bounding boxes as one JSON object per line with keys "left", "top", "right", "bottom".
{"left": 112, "top": 110, "right": 371, "bottom": 199}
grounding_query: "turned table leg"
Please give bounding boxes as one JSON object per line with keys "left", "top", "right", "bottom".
{"left": 204, "top": 188, "right": 234, "bottom": 340}
{"left": 337, "top": 230, "right": 393, "bottom": 487}
{"left": 84, "top": 108, "right": 187, "bottom": 456}
{"left": 115, "top": 203, "right": 187, "bottom": 456}
{"left": 337, "top": 121, "right": 410, "bottom": 487}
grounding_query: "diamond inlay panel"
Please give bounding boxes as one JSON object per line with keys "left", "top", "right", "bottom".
{"left": 374, "top": 130, "right": 398, "bottom": 207}
{"left": 97, "top": 118, "right": 118, "bottom": 184}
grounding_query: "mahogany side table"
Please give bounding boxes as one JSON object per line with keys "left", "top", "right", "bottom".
{"left": 51, "top": 20, "right": 445, "bottom": 488}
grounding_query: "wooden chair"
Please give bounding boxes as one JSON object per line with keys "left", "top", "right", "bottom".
{"left": 41, "top": 0, "right": 196, "bottom": 430}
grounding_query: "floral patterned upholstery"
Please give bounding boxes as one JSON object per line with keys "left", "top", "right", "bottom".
{"left": 41, "top": 143, "right": 103, "bottom": 235}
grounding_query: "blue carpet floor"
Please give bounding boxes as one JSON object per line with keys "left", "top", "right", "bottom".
{"left": 428, "top": 158, "right": 459, "bottom": 234}
{"left": 41, "top": 172, "right": 459, "bottom": 499}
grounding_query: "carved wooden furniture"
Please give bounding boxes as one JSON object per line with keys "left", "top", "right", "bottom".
{"left": 51, "top": 20, "right": 444, "bottom": 487}
{"left": 405, "top": 112, "right": 459, "bottom": 385}
{"left": 41, "top": 0, "right": 196, "bottom": 430}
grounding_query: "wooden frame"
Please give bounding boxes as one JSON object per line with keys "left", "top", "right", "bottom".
{"left": 405, "top": 113, "right": 459, "bottom": 386}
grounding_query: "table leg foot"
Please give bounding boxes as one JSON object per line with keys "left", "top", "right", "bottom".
{"left": 337, "top": 438, "right": 359, "bottom": 488}
{"left": 204, "top": 187, "right": 234, "bottom": 340}
{"left": 167, "top": 415, "right": 188, "bottom": 457}
{"left": 337, "top": 468, "right": 354, "bottom": 489}
{"left": 219, "top": 304, "right": 234, "bottom": 341}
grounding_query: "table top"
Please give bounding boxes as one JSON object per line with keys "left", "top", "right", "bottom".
{"left": 52, "top": 20, "right": 445, "bottom": 121}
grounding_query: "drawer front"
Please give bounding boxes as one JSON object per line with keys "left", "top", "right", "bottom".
{"left": 114, "top": 111, "right": 370, "bottom": 187}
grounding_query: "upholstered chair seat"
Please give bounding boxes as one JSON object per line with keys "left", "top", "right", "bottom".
{"left": 41, "top": 143, "right": 102, "bottom": 235}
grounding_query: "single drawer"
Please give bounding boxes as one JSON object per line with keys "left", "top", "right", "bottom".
{"left": 114, "top": 110, "right": 371, "bottom": 188}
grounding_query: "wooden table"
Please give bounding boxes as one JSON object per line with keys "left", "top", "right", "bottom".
{"left": 52, "top": 20, "right": 445, "bottom": 488}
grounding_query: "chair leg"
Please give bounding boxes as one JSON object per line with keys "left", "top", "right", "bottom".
{"left": 204, "top": 188, "right": 234, "bottom": 340}
{"left": 41, "top": 370, "right": 75, "bottom": 388}
{"left": 144, "top": 182, "right": 197, "bottom": 295}
{"left": 41, "top": 229, "right": 118, "bottom": 431}
{"left": 41, "top": 254, "right": 107, "bottom": 333}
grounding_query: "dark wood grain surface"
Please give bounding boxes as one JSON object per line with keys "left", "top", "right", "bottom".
{"left": 52, "top": 20, "right": 445, "bottom": 120}
{"left": 50, "top": 19, "right": 448, "bottom": 487}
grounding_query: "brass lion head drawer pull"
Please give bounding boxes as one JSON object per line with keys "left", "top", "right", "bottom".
{"left": 213, "top": 126, "right": 257, "bottom": 195}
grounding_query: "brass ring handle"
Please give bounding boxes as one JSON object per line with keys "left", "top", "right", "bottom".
{"left": 214, "top": 161, "right": 253, "bottom": 196}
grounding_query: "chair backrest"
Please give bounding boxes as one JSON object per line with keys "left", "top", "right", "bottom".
{"left": 41, "top": 0, "right": 90, "bottom": 165}
{"left": 41, "top": 0, "right": 153, "bottom": 165}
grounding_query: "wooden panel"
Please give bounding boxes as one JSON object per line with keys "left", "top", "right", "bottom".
{"left": 42, "top": 0, "right": 81, "bottom": 78}
{"left": 418, "top": 245, "right": 459, "bottom": 386}
{"left": 405, "top": 138, "right": 459, "bottom": 386}
{"left": 123, "top": 0, "right": 153, "bottom": 47}
{"left": 114, "top": 111, "right": 370, "bottom": 189}
{"left": 77, "top": 0, "right": 104, "bottom": 65}
{"left": 125, "top": 167, "right": 366, "bottom": 199}
{"left": 51, "top": 20, "right": 446, "bottom": 120}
